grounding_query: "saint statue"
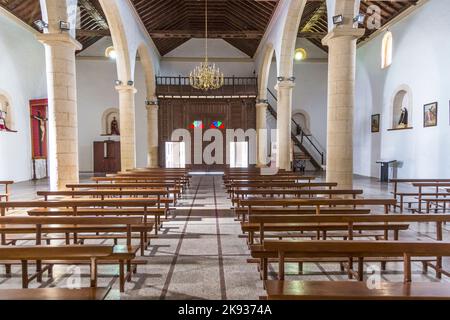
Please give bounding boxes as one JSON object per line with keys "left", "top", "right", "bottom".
{"left": 0, "top": 110, "right": 7, "bottom": 131}
{"left": 110, "top": 117, "right": 120, "bottom": 135}
{"left": 31, "top": 111, "right": 48, "bottom": 157}
{"left": 397, "top": 107, "right": 408, "bottom": 128}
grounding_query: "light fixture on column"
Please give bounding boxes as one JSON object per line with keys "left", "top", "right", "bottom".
{"left": 353, "top": 14, "right": 366, "bottom": 25}
{"left": 189, "top": 0, "right": 224, "bottom": 91}
{"left": 115, "top": 80, "right": 123, "bottom": 86}
{"left": 146, "top": 100, "right": 158, "bottom": 106}
{"left": 277, "top": 76, "right": 296, "bottom": 82}
{"left": 105, "top": 46, "right": 117, "bottom": 60}
{"left": 256, "top": 99, "right": 268, "bottom": 104}
{"left": 127, "top": 81, "right": 134, "bottom": 86}
{"left": 332, "top": 15, "right": 344, "bottom": 25}
{"left": 294, "top": 48, "right": 307, "bottom": 61}
{"left": 59, "top": 21, "right": 71, "bottom": 31}
{"left": 33, "top": 20, "right": 48, "bottom": 31}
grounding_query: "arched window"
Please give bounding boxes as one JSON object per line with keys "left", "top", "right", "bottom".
{"left": 381, "top": 31, "right": 393, "bottom": 69}
{"left": 0, "top": 92, "right": 14, "bottom": 131}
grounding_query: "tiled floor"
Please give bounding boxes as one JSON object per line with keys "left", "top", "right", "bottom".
{"left": 1, "top": 173, "right": 450, "bottom": 300}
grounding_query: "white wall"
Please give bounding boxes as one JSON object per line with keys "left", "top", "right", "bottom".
{"left": 0, "top": 12, "right": 47, "bottom": 181}
{"left": 160, "top": 39, "right": 256, "bottom": 77}
{"left": 354, "top": 0, "right": 450, "bottom": 178}
{"left": 76, "top": 58, "right": 148, "bottom": 172}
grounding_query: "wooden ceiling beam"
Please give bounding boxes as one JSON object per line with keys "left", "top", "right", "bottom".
{"left": 149, "top": 30, "right": 264, "bottom": 39}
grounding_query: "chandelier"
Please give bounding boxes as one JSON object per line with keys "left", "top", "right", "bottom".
{"left": 189, "top": 0, "right": 224, "bottom": 91}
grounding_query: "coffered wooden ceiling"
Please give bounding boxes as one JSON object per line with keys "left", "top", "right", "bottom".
{"left": 0, "top": 0, "right": 420, "bottom": 55}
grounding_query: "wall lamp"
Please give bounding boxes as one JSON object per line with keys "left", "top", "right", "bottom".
{"left": 115, "top": 80, "right": 123, "bottom": 86}
{"left": 33, "top": 20, "right": 48, "bottom": 31}
{"left": 277, "top": 76, "right": 296, "bottom": 82}
{"left": 353, "top": 14, "right": 365, "bottom": 25}
{"left": 127, "top": 80, "right": 134, "bottom": 86}
{"left": 332, "top": 15, "right": 344, "bottom": 26}
{"left": 59, "top": 21, "right": 71, "bottom": 31}
{"left": 146, "top": 100, "right": 158, "bottom": 106}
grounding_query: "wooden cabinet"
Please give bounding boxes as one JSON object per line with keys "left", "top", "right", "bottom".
{"left": 93, "top": 141, "right": 121, "bottom": 173}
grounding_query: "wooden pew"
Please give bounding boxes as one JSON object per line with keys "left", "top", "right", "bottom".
{"left": 263, "top": 281, "right": 450, "bottom": 300}
{"left": 0, "top": 244, "right": 136, "bottom": 291}
{"left": 261, "top": 240, "right": 450, "bottom": 282}
{"left": 411, "top": 182, "right": 450, "bottom": 213}
{"left": 0, "top": 287, "right": 111, "bottom": 300}
{"left": 0, "top": 181, "right": 13, "bottom": 203}
{"left": 232, "top": 189, "right": 363, "bottom": 207}
{"left": 390, "top": 179, "right": 450, "bottom": 212}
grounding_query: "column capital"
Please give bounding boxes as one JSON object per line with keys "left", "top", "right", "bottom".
{"left": 255, "top": 102, "right": 268, "bottom": 110}
{"left": 322, "top": 27, "right": 365, "bottom": 46}
{"left": 115, "top": 84, "right": 137, "bottom": 94}
{"left": 37, "top": 32, "right": 82, "bottom": 51}
{"left": 274, "top": 80, "right": 295, "bottom": 91}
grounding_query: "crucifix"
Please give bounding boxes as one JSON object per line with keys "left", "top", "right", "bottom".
{"left": 31, "top": 111, "right": 48, "bottom": 157}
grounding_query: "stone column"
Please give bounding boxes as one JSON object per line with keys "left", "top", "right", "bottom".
{"left": 37, "top": 33, "right": 81, "bottom": 190}
{"left": 322, "top": 27, "right": 364, "bottom": 188}
{"left": 256, "top": 101, "right": 268, "bottom": 167}
{"left": 146, "top": 100, "right": 159, "bottom": 168}
{"left": 275, "top": 80, "right": 295, "bottom": 171}
{"left": 116, "top": 84, "right": 137, "bottom": 171}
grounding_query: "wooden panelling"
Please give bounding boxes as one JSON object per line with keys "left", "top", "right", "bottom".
{"left": 158, "top": 98, "right": 256, "bottom": 170}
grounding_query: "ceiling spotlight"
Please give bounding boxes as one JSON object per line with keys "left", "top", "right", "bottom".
{"left": 332, "top": 15, "right": 344, "bottom": 25}
{"left": 59, "top": 21, "right": 71, "bottom": 31}
{"left": 115, "top": 80, "right": 123, "bottom": 86}
{"left": 353, "top": 14, "right": 365, "bottom": 25}
{"left": 105, "top": 46, "right": 117, "bottom": 60}
{"left": 33, "top": 20, "right": 48, "bottom": 31}
{"left": 294, "top": 48, "right": 307, "bottom": 61}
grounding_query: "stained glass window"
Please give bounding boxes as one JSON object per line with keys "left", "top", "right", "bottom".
{"left": 190, "top": 120, "right": 203, "bottom": 129}
{"left": 210, "top": 121, "right": 224, "bottom": 129}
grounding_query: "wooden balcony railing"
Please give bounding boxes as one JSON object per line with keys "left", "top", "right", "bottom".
{"left": 155, "top": 76, "right": 258, "bottom": 97}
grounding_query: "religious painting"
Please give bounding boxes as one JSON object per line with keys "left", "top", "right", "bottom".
{"left": 30, "top": 99, "right": 48, "bottom": 159}
{"left": 423, "top": 102, "right": 438, "bottom": 127}
{"left": 371, "top": 114, "right": 380, "bottom": 133}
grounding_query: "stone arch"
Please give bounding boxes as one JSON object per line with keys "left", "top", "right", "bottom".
{"left": 136, "top": 43, "right": 156, "bottom": 100}
{"left": 98, "top": 0, "right": 132, "bottom": 82}
{"left": 390, "top": 84, "right": 413, "bottom": 129}
{"left": 257, "top": 43, "right": 275, "bottom": 101}
{"left": 278, "top": 0, "right": 308, "bottom": 78}
{"left": 0, "top": 91, "right": 14, "bottom": 131}
{"left": 101, "top": 107, "right": 120, "bottom": 135}
{"left": 292, "top": 110, "right": 310, "bottom": 134}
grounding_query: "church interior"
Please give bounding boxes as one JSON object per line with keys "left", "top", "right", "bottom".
{"left": 1, "top": 0, "right": 450, "bottom": 303}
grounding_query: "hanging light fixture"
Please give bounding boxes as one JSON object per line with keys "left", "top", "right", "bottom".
{"left": 189, "top": 0, "right": 224, "bottom": 91}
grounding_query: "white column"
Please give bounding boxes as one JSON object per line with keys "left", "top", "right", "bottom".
{"left": 275, "top": 80, "right": 295, "bottom": 171}
{"left": 322, "top": 27, "right": 364, "bottom": 188}
{"left": 37, "top": 33, "right": 81, "bottom": 190}
{"left": 146, "top": 100, "right": 159, "bottom": 168}
{"left": 116, "top": 84, "right": 137, "bottom": 171}
{"left": 256, "top": 101, "right": 268, "bottom": 167}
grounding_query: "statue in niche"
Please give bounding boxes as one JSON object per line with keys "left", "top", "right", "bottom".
{"left": 397, "top": 107, "right": 408, "bottom": 128}
{"left": 110, "top": 117, "right": 120, "bottom": 135}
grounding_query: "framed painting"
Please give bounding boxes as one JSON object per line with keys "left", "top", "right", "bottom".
{"left": 423, "top": 102, "right": 438, "bottom": 127}
{"left": 29, "top": 99, "right": 48, "bottom": 159}
{"left": 371, "top": 114, "right": 380, "bottom": 133}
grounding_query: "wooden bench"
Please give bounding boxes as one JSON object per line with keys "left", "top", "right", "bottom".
{"left": 0, "top": 244, "right": 136, "bottom": 292}
{"left": 263, "top": 281, "right": 450, "bottom": 300}
{"left": 235, "top": 207, "right": 371, "bottom": 221}
{"left": 232, "top": 189, "right": 363, "bottom": 207}
{"left": 27, "top": 207, "right": 166, "bottom": 232}
{"left": 0, "top": 216, "right": 151, "bottom": 256}
{"left": 0, "top": 287, "right": 111, "bottom": 300}
{"left": 260, "top": 240, "right": 450, "bottom": 282}
{"left": 0, "top": 181, "right": 13, "bottom": 204}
